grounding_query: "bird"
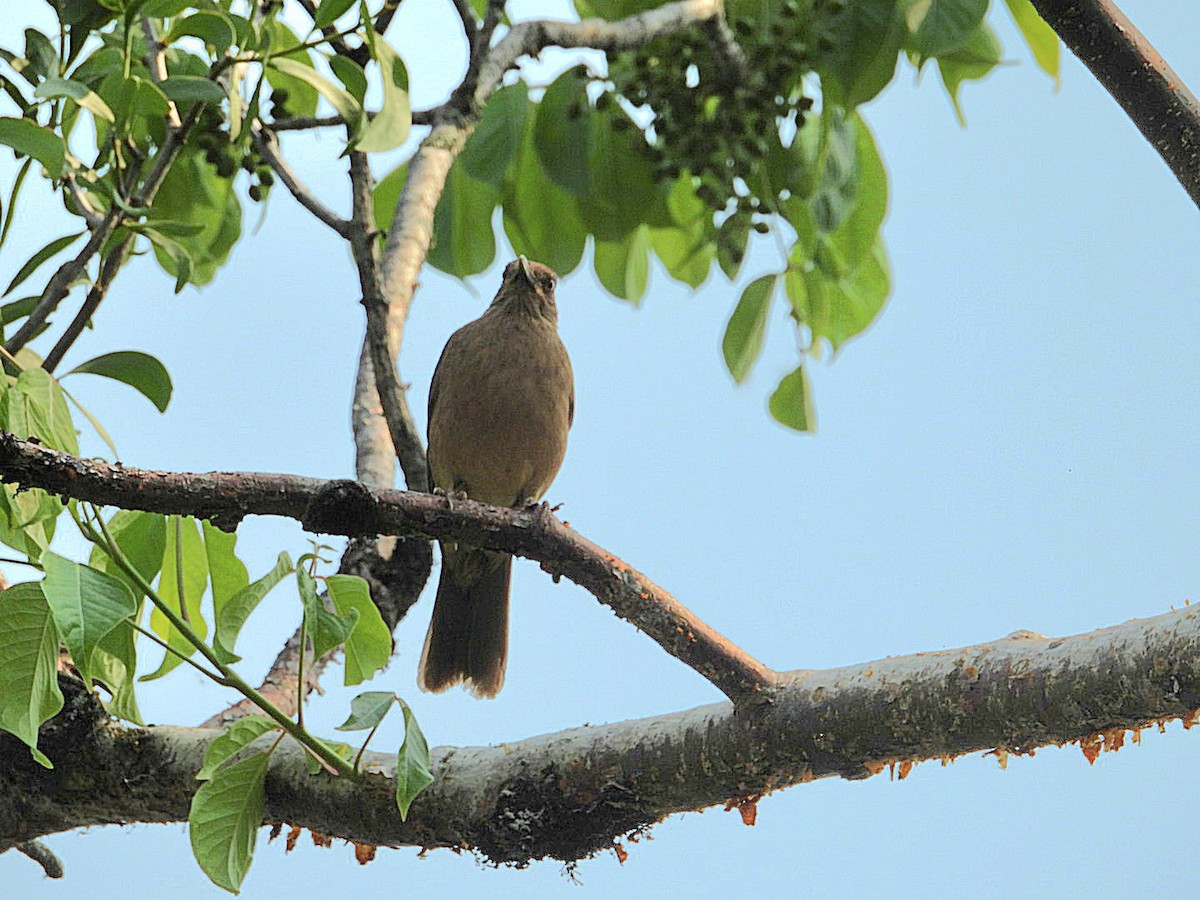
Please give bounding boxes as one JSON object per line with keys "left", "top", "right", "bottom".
{"left": 418, "top": 256, "right": 574, "bottom": 698}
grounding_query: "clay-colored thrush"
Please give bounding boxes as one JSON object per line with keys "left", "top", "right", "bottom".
{"left": 418, "top": 257, "right": 573, "bottom": 698}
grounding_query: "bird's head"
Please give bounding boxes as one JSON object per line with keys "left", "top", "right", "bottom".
{"left": 494, "top": 256, "right": 560, "bottom": 321}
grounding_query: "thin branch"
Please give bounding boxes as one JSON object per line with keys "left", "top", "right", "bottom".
{"left": 42, "top": 233, "right": 133, "bottom": 373}
{"left": 374, "top": 0, "right": 403, "bottom": 37}
{"left": 252, "top": 126, "right": 353, "bottom": 237}
{"left": 62, "top": 174, "right": 103, "bottom": 229}
{"left": 10, "top": 609, "right": 1200, "bottom": 861}
{"left": 271, "top": 109, "right": 436, "bottom": 131}
{"left": 295, "top": 0, "right": 360, "bottom": 60}
{"left": 347, "top": 151, "right": 429, "bottom": 492}
{"left": 451, "top": 0, "right": 479, "bottom": 50}
{"left": 1030, "top": 0, "right": 1200, "bottom": 209}
{"left": 4, "top": 102, "right": 205, "bottom": 355}
{"left": 0, "top": 432, "right": 775, "bottom": 701}
{"left": 142, "top": 18, "right": 182, "bottom": 128}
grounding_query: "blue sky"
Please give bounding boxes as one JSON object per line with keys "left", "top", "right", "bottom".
{"left": 2, "top": 1, "right": 1199, "bottom": 897}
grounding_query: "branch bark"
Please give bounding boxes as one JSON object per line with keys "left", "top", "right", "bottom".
{"left": 0, "top": 432, "right": 773, "bottom": 702}
{"left": 1030, "top": 0, "right": 1200, "bottom": 209}
{"left": 7, "top": 611, "right": 1200, "bottom": 863}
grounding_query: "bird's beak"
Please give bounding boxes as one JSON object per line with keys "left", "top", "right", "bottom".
{"left": 517, "top": 255, "right": 534, "bottom": 284}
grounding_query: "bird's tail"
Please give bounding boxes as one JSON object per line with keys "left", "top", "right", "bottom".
{"left": 418, "top": 547, "right": 511, "bottom": 699}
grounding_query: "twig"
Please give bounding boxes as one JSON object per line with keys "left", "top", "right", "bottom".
{"left": 142, "top": 18, "right": 182, "bottom": 128}
{"left": 271, "top": 109, "right": 435, "bottom": 131}
{"left": 452, "top": 0, "right": 480, "bottom": 49}
{"left": 252, "top": 126, "right": 353, "bottom": 237}
{"left": 373, "top": 0, "right": 403, "bottom": 37}
{"left": 42, "top": 233, "right": 133, "bottom": 373}
{"left": 62, "top": 174, "right": 103, "bottom": 229}
{"left": 0, "top": 432, "right": 777, "bottom": 702}
{"left": 1030, "top": 0, "right": 1200, "bottom": 209}
{"left": 14, "top": 840, "right": 63, "bottom": 878}
{"left": 4, "top": 102, "right": 205, "bottom": 355}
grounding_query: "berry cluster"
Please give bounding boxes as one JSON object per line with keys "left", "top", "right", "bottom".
{"left": 191, "top": 102, "right": 276, "bottom": 202}
{"left": 605, "top": 0, "right": 817, "bottom": 217}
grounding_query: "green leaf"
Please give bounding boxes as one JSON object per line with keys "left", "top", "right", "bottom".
{"left": 427, "top": 161, "right": 498, "bottom": 278}
{"left": 594, "top": 225, "right": 651, "bottom": 303}
{"left": 335, "top": 690, "right": 394, "bottom": 731}
{"left": 461, "top": 83, "right": 527, "bottom": 187}
{"left": 138, "top": 223, "right": 194, "bottom": 293}
{"left": 262, "top": 21, "right": 319, "bottom": 119}
{"left": 65, "top": 350, "right": 174, "bottom": 413}
{"left": 769, "top": 364, "right": 815, "bottom": 432}
{"left": 0, "top": 158, "right": 32, "bottom": 256}
{"left": 811, "top": 114, "right": 859, "bottom": 233}
{"left": 213, "top": 552, "right": 293, "bottom": 663}
{"left": 297, "top": 568, "right": 357, "bottom": 661}
{"left": 716, "top": 213, "right": 751, "bottom": 280}
{"left": 159, "top": 75, "right": 226, "bottom": 105}
{"left": 354, "top": 35, "right": 410, "bottom": 153}
{"left": 578, "top": 103, "right": 670, "bottom": 241}
{"left": 202, "top": 521, "right": 249, "bottom": 611}
{"left": 905, "top": 0, "right": 988, "bottom": 61}
{"left": 89, "top": 509, "right": 166, "bottom": 600}
{"left": 1005, "top": 0, "right": 1059, "bottom": 83}
{"left": 0, "top": 582, "right": 63, "bottom": 768}
{"left": 3, "top": 231, "right": 84, "bottom": 296}
{"left": 816, "top": 0, "right": 906, "bottom": 108}
{"left": 829, "top": 116, "right": 888, "bottom": 267}
{"left": 372, "top": 161, "right": 406, "bottom": 232}
{"left": 169, "top": 11, "right": 236, "bottom": 53}
{"left": 41, "top": 551, "right": 137, "bottom": 688}
{"left": 723, "top": 274, "right": 776, "bottom": 383}
{"left": 395, "top": 700, "right": 433, "bottom": 820}
{"left": 147, "top": 149, "right": 241, "bottom": 287}
{"left": 142, "top": 0, "right": 196, "bottom": 14}
{"left": 144, "top": 516, "right": 209, "bottom": 681}
{"left": 197, "top": 716, "right": 279, "bottom": 780}
{"left": 268, "top": 56, "right": 363, "bottom": 133}
{"left": 533, "top": 67, "right": 591, "bottom": 195}
{"left": 189, "top": 751, "right": 269, "bottom": 894}
{"left": 501, "top": 111, "right": 587, "bottom": 277}
{"left": 650, "top": 174, "right": 714, "bottom": 289}
{"left": 13, "top": 367, "right": 79, "bottom": 454}
{"left": 326, "top": 574, "right": 391, "bottom": 686}
{"left": 35, "top": 76, "right": 115, "bottom": 123}
{"left": 936, "top": 23, "right": 1003, "bottom": 125}
{"left": 59, "top": 383, "right": 119, "bottom": 458}
{"left": 314, "top": 0, "right": 358, "bottom": 28}
{"left": 91, "top": 620, "right": 141, "bottom": 724}
{"left": 328, "top": 55, "right": 367, "bottom": 104}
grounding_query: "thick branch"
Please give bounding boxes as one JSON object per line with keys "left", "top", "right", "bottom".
{"left": 1030, "top": 0, "right": 1200, "bottom": 208}
{"left": 7, "top": 611, "right": 1200, "bottom": 863}
{"left": 0, "top": 433, "right": 772, "bottom": 701}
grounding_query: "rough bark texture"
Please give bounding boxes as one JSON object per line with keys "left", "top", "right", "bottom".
{"left": 4, "top": 609, "right": 1199, "bottom": 862}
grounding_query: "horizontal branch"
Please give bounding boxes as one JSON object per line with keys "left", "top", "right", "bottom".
{"left": 253, "top": 127, "right": 352, "bottom": 237}
{"left": 1031, "top": 0, "right": 1200, "bottom": 208}
{"left": 8, "top": 609, "right": 1200, "bottom": 863}
{"left": 0, "top": 433, "right": 774, "bottom": 701}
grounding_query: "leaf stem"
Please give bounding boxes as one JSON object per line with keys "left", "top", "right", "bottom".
{"left": 80, "top": 507, "right": 357, "bottom": 778}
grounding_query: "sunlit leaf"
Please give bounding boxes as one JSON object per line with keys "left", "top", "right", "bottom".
{"left": 326, "top": 574, "right": 391, "bottom": 686}
{"left": 0, "top": 582, "right": 62, "bottom": 768}
{"left": 335, "top": 690, "right": 394, "bottom": 731}
{"left": 395, "top": 700, "right": 433, "bottom": 820}
{"left": 723, "top": 274, "right": 776, "bottom": 383}
{"left": 197, "top": 716, "right": 279, "bottom": 780}
{"left": 35, "top": 76, "right": 115, "bottom": 122}
{"left": 41, "top": 551, "right": 137, "bottom": 688}
{"left": 769, "top": 364, "right": 815, "bottom": 432}
{"left": 189, "top": 751, "right": 270, "bottom": 894}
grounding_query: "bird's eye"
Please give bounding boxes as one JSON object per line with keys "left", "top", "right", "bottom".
{"left": 541, "top": 276, "right": 555, "bottom": 292}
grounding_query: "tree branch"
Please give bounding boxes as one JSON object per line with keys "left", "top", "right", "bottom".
{"left": 42, "top": 234, "right": 134, "bottom": 373}
{"left": 0, "top": 432, "right": 774, "bottom": 701}
{"left": 8, "top": 612, "right": 1200, "bottom": 862}
{"left": 252, "top": 126, "right": 353, "bottom": 237}
{"left": 348, "top": 151, "right": 429, "bottom": 492}
{"left": 1030, "top": 0, "right": 1200, "bottom": 209}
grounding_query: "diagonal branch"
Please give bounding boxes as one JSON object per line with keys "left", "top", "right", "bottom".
{"left": 252, "top": 126, "right": 353, "bottom": 237}
{"left": 9, "top": 609, "right": 1200, "bottom": 862}
{"left": 0, "top": 432, "right": 774, "bottom": 702}
{"left": 1030, "top": 0, "right": 1200, "bottom": 208}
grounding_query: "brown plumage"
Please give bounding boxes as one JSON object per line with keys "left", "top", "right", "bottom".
{"left": 418, "top": 257, "right": 574, "bottom": 698}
